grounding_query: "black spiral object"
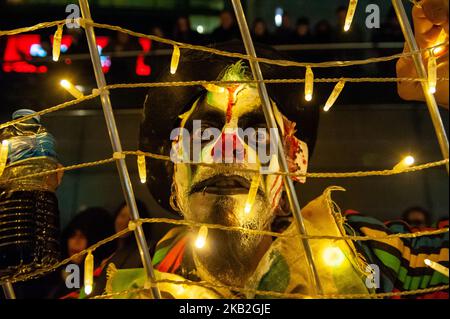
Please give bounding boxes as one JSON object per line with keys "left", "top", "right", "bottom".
{"left": 0, "top": 189, "right": 60, "bottom": 277}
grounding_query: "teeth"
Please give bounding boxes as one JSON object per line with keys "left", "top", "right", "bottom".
{"left": 215, "top": 181, "right": 238, "bottom": 187}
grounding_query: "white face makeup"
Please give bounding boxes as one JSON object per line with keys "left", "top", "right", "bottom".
{"left": 170, "top": 63, "right": 309, "bottom": 286}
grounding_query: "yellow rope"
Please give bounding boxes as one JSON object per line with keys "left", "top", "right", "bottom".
{"left": 0, "top": 18, "right": 447, "bottom": 69}
{"left": 91, "top": 280, "right": 449, "bottom": 299}
{"left": 0, "top": 12, "right": 447, "bottom": 300}
{"left": 105, "top": 77, "right": 445, "bottom": 89}
{"left": 88, "top": 20, "right": 448, "bottom": 69}
{"left": 1, "top": 150, "right": 447, "bottom": 186}
{"left": 1, "top": 216, "right": 447, "bottom": 285}
{"left": 0, "top": 158, "right": 115, "bottom": 185}
{"left": 0, "top": 20, "right": 65, "bottom": 36}
{"left": 138, "top": 218, "right": 449, "bottom": 241}
{"left": 3, "top": 77, "right": 448, "bottom": 130}
{"left": 0, "top": 227, "right": 131, "bottom": 285}
{"left": 0, "top": 92, "right": 99, "bottom": 130}
{"left": 1, "top": 149, "right": 447, "bottom": 186}
{"left": 124, "top": 151, "right": 449, "bottom": 179}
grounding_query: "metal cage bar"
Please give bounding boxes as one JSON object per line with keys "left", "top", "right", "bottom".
{"left": 78, "top": 0, "right": 161, "bottom": 299}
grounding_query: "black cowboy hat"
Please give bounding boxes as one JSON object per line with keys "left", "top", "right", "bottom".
{"left": 140, "top": 40, "right": 320, "bottom": 212}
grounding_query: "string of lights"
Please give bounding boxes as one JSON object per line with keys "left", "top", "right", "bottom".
{"left": 1, "top": 150, "right": 447, "bottom": 186}
{"left": 0, "top": 19, "right": 447, "bottom": 69}
{"left": 91, "top": 280, "right": 449, "bottom": 299}
{"left": 0, "top": 76, "right": 448, "bottom": 131}
{"left": 1, "top": 9, "right": 448, "bottom": 299}
{"left": 1, "top": 217, "right": 447, "bottom": 286}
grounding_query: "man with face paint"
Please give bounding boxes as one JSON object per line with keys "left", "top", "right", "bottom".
{"left": 167, "top": 61, "right": 309, "bottom": 291}
{"left": 104, "top": 42, "right": 448, "bottom": 299}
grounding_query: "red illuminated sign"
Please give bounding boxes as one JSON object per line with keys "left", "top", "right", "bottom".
{"left": 3, "top": 34, "right": 152, "bottom": 76}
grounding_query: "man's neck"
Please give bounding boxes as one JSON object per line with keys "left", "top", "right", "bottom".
{"left": 191, "top": 235, "right": 272, "bottom": 289}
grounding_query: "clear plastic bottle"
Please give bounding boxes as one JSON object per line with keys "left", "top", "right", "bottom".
{"left": 0, "top": 109, "right": 61, "bottom": 277}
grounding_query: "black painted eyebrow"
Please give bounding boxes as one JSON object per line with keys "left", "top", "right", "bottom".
{"left": 184, "top": 98, "right": 226, "bottom": 130}
{"left": 238, "top": 109, "right": 267, "bottom": 128}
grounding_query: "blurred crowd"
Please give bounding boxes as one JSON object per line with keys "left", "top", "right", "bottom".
{"left": 3, "top": 200, "right": 445, "bottom": 299}
{"left": 102, "top": 6, "right": 404, "bottom": 51}
{"left": 166, "top": 7, "right": 403, "bottom": 46}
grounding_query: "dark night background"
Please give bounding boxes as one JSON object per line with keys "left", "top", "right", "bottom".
{"left": 0, "top": 0, "right": 448, "bottom": 244}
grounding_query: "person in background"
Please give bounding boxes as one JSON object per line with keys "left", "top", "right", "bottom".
{"left": 149, "top": 25, "right": 168, "bottom": 50}
{"left": 173, "top": 15, "right": 201, "bottom": 44}
{"left": 210, "top": 10, "right": 241, "bottom": 43}
{"left": 91, "top": 200, "right": 156, "bottom": 296}
{"left": 251, "top": 18, "right": 270, "bottom": 44}
{"left": 294, "top": 17, "right": 314, "bottom": 44}
{"left": 47, "top": 207, "right": 116, "bottom": 299}
{"left": 333, "top": 5, "right": 363, "bottom": 42}
{"left": 397, "top": 0, "right": 449, "bottom": 108}
{"left": 274, "top": 12, "right": 295, "bottom": 44}
{"left": 402, "top": 206, "right": 431, "bottom": 228}
{"left": 314, "top": 19, "right": 334, "bottom": 43}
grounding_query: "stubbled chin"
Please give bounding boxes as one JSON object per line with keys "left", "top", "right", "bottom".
{"left": 187, "top": 192, "right": 247, "bottom": 227}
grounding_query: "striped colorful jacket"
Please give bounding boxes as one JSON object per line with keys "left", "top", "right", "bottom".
{"left": 151, "top": 214, "right": 448, "bottom": 298}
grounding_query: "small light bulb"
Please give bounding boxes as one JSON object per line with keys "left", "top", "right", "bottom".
{"left": 305, "top": 66, "right": 314, "bottom": 102}
{"left": 52, "top": 24, "right": 63, "bottom": 62}
{"left": 432, "top": 30, "right": 448, "bottom": 56}
{"left": 60, "top": 79, "right": 84, "bottom": 99}
{"left": 428, "top": 54, "right": 437, "bottom": 94}
{"left": 0, "top": 140, "right": 9, "bottom": 177}
{"left": 195, "top": 225, "right": 208, "bottom": 249}
{"left": 404, "top": 156, "right": 415, "bottom": 166}
{"left": 244, "top": 174, "right": 261, "bottom": 214}
{"left": 137, "top": 154, "right": 147, "bottom": 184}
{"left": 344, "top": 0, "right": 358, "bottom": 32}
{"left": 323, "top": 246, "right": 345, "bottom": 267}
{"left": 393, "top": 156, "right": 415, "bottom": 171}
{"left": 84, "top": 251, "right": 94, "bottom": 295}
{"left": 324, "top": 80, "right": 345, "bottom": 112}
{"left": 170, "top": 45, "right": 180, "bottom": 75}
{"left": 424, "top": 259, "right": 449, "bottom": 277}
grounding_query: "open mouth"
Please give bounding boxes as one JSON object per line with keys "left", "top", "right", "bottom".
{"left": 190, "top": 175, "right": 256, "bottom": 195}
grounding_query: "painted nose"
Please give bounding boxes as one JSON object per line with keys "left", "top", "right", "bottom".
{"left": 211, "top": 132, "right": 245, "bottom": 163}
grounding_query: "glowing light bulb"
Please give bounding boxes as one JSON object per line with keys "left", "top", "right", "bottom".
{"left": 324, "top": 80, "right": 345, "bottom": 112}
{"left": 52, "top": 24, "right": 63, "bottom": 62}
{"left": 244, "top": 174, "right": 261, "bottom": 214}
{"left": 323, "top": 246, "right": 345, "bottom": 267}
{"left": 203, "top": 84, "right": 225, "bottom": 94}
{"left": 305, "top": 66, "right": 314, "bottom": 102}
{"left": 404, "top": 156, "right": 415, "bottom": 165}
{"left": 84, "top": 251, "right": 94, "bottom": 295}
{"left": 393, "top": 155, "right": 415, "bottom": 171}
{"left": 170, "top": 45, "right": 180, "bottom": 75}
{"left": 60, "top": 79, "right": 84, "bottom": 99}
{"left": 195, "top": 225, "right": 208, "bottom": 249}
{"left": 424, "top": 259, "right": 449, "bottom": 277}
{"left": 344, "top": 0, "right": 358, "bottom": 32}
{"left": 137, "top": 154, "right": 147, "bottom": 184}
{"left": 0, "top": 140, "right": 9, "bottom": 177}
{"left": 432, "top": 30, "right": 448, "bottom": 56}
{"left": 428, "top": 54, "right": 437, "bottom": 94}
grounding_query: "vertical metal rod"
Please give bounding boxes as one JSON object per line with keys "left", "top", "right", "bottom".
{"left": 231, "top": 0, "right": 323, "bottom": 296}
{"left": 78, "top": 0, "right": 161, "bottom": 299}
{"left": 2, "top": 281, "right": 16, "bottom": 299}
{"left": 392, "top": 0, "right": 449, "bottom": 173}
